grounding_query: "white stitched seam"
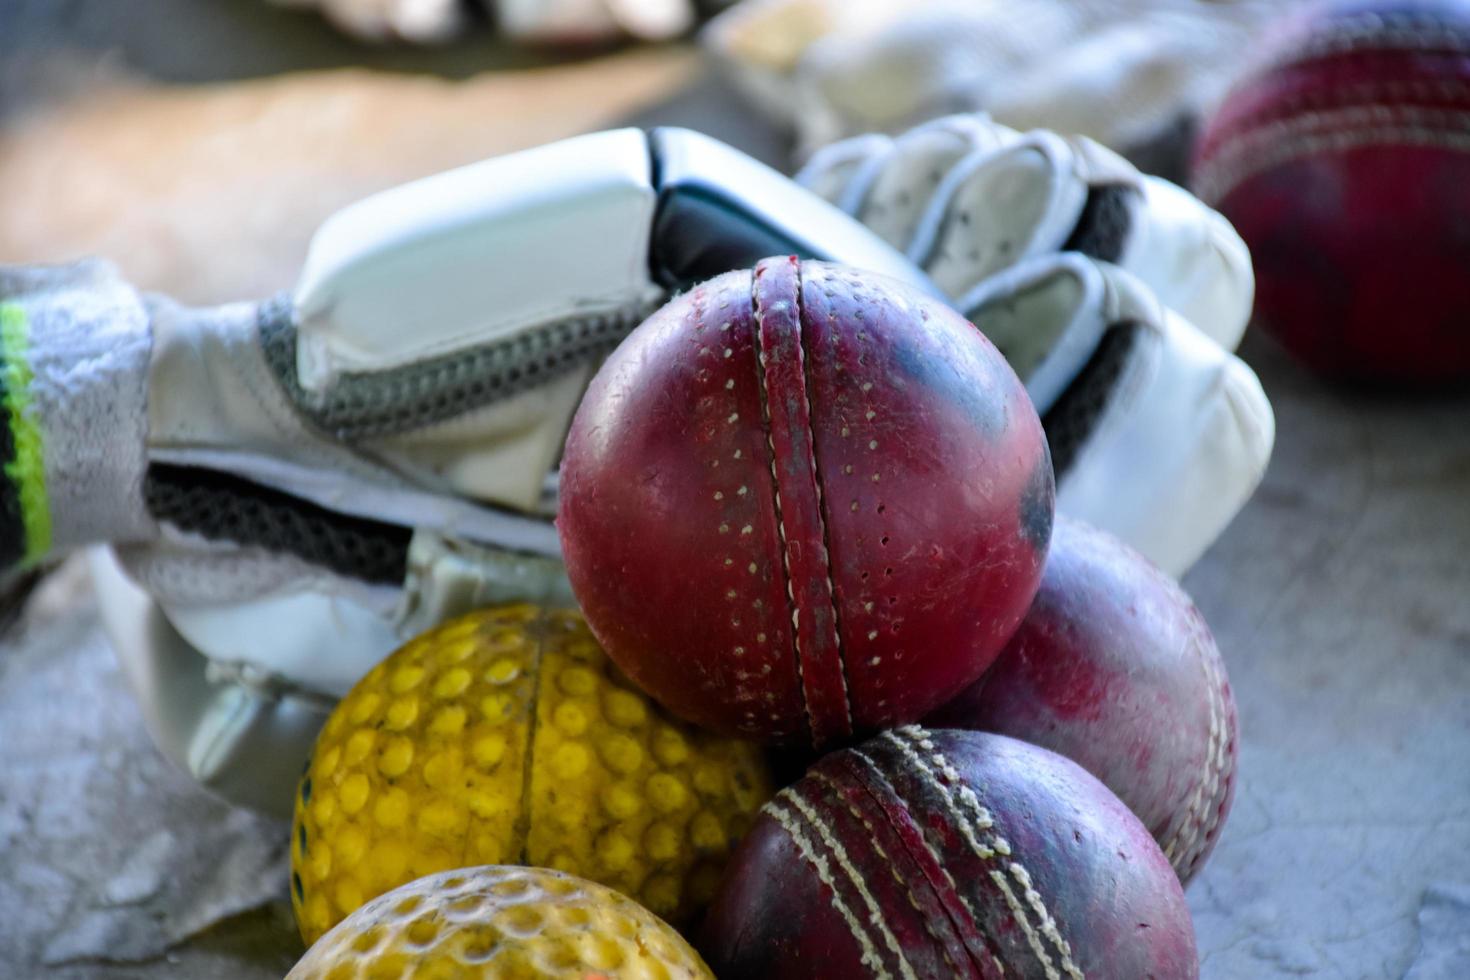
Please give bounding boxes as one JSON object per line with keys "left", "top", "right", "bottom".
{"left": 1279, "top": 17, "right": 1470, "bottom": 66}
{"left": 1237, "top": 15, "right": 1470, "bottom": 85}
{"left": 779, "top": 788, "right": 917, "bottom": 980}
{"left": 767, "top": 799, "right": 891, "bottom": 976}
{"left": 808, "top": 770, "right": 968, "bottom": 977}
{"left": 1198, "top": 107, "right": 1470, "bottom": 203}
{"left": 1160, "top": 628, "right": 1227, "bottom": 876}
{"left": 905, "top": 728, "right": 1084, "bottom": 980}
{"left": 852, "top": 750, "right": 1008, "bottom": 977}
{"left": 789, "top": 281, "right": 854, "bottom": 733}
{"left": 1250, "top": 78, "right": 1470, "bottom": 119}
{"left": 880, "top": 729, "right": 1072, "bottom": 980}
{"left": 752, "top": 286, "right": 812, "bottom": 741}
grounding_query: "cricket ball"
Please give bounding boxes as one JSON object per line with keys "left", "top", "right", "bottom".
{"left": 288, "top": 865, "right": 713, "bottom": 979}
{"left": 291, "top": 605, "right": 772, "bottom": 945}
{"left": 558, "top": 256, "right": 1053, "bottom": 747}
{"left": 925, "top": 516, "right": 1238, "bottom": 885}
{"left": 700, "top": 726, "right": 1198, "bottom": 979}
{"left": 1194, "top": 0, "right": 1470, "bottom": 383}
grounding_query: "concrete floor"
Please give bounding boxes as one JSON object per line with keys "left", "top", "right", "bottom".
{"left": 1, "top": 3, "right": 1468, "bottom": 977}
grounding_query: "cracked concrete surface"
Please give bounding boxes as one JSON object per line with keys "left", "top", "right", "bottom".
{"left": 1183, "top": 335, "right": 1470, "bottom": 979}
{"left": 0, "top": 564, "right": 301, "bottom": 978}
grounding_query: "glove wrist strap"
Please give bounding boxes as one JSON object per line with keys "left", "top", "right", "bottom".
{"left": 0, "top": 260, "right": 154, "bottom": 568}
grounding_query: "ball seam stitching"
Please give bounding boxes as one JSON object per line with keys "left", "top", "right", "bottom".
{"left": 1198, "top": 107, "right": 1470, "bottom": 202}
{"left": 885, "top": 727, "right": 1084, "bottom": 980}
{"left": 766, "top": 793, "right": 913, "bottom": 978}
{"left": 751, "top": 262, "right": 854, "bottom": 742}
{"left": 750, "top": 282, "right": 814, "bottom": 744}
{"left": 808, "top": 769, "right": 968, "bottom": 978}
{"left": 1163, "top": 627, "right": 1233, "bottom": 880}
{"left": 846, "top": 749, "right": 1010, "bottom": 978}
{"left": 792, "top": 282, "right": 857, "bottom": 737}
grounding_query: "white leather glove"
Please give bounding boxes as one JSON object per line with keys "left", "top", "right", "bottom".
{"left": 269, "top": 0, "right": 695, "bottom": 44}
{"left": 797, "top": 114, "right": 1254, "bottom": 349}
{"left": 703, "top": 0, "right": 1296, "bottom": 159}
{"left": 0, "top": 127, "right": 925, "bottom": 814}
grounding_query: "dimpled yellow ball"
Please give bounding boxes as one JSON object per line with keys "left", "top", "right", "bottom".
{"left": 288, "top": 865, "right": 714, "bottom": 980}
{"left": 291, "top": 604, "right": 772, "bottom": 945}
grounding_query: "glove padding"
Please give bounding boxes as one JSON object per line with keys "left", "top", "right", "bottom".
{"left": 966, "top": 253, "right": 1273, "bottom": 575}
{"left": 797, "top": 113, "right": 1254, "bottom": 350}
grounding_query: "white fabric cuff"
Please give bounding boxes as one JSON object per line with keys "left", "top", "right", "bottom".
{"left": 0, "top": 260, "right": 155, "bottom": 561}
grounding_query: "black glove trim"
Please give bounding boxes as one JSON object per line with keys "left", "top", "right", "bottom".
{"left": 1062, "top": 184, "right": 1138, "bottom": 265}
{"left": 1042, "top": 322, "right": 1142, "bottom": 478}
{"left": 144, "top": 463, "right": 411, "bottom": 586}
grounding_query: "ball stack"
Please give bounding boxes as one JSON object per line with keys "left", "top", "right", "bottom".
{"left": 290, "top": 256, "right": 1241, "bottom": 979}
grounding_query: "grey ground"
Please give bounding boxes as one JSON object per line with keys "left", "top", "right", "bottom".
{"left": 1, "top": 3, "right": 1468, "bottom": 978}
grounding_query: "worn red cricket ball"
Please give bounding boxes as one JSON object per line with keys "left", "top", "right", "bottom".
{"left": 926, "top": 516, "right": 1238, "bottom": 886}
{"left": 558, "top": 257, "right": 1052, "bottom": 747}
{"left": 699, "top": 726, "right": 1199, "bottom": 979}
{"left": 1194, "top": 0, "right": 1470, "bottom": 383}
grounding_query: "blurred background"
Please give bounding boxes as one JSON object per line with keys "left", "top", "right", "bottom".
{"left": 1, "top": 1, "right": 1468, "bottom": 977}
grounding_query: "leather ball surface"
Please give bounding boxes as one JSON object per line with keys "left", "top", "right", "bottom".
{"left": 291, "top": 605, "right": 771, "bottom": 945}
{"left": 558, "top": 256, "right": 1053, "bottom": 746}
{"left": 288, "top": 865, "right": 713, "bottom": 979}
{"left": 926, "top": 516, "right": 1238, "bottom": 885}
{"left": 1194, "top": 0, "right": 1470, "bottom": 383}
{"left": 698, "top": 727, "right": 1199, "bottom": 979}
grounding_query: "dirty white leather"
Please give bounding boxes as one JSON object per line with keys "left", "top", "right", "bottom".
{"left": 799, "top": 113, "right": 1255, "bottom": 350}
{"left": 293, "top": 130, "right": 659, "bottom": 390}
{"left": 704, "top": 0, "right": 1297, "bottom": 157}
{"left": 965, "top": 254, "right": 1275, "bottom": 576}
{"left": 269, "top": 0, "right": 695, "bottom": 44}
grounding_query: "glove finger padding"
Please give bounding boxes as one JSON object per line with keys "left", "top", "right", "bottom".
{"left": 798, "top": 115, "right": 1020, "bottom": 250}
{"left": 966, "top": 253, "right": 1274, "bottom": 576}
{"left": 798, "top": 113, "right": 1254, "bottom": 350}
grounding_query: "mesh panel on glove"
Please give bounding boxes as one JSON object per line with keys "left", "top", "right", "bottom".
{"left": 144, "top": 464, "right": 411, "bottom": 585}
{"left": 258, "top": 295, "right": 656, "bottom": 441}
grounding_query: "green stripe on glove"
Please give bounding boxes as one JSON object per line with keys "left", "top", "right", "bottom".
{"left": 0, "top": 302, "right": 51, "bottom": 568}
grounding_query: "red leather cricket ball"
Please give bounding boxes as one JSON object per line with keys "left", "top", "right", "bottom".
{"left": 699, "top": 726, "right": 1199, "bottom": 979}
{"left": 558, "top": 257, "right": 1052, "bottom": 747}
{"left": 926, "top": 516, "right": 1238, "bottom": 886}
{"left": 1193, "top": 0, "right": 1470, "bottom": 383}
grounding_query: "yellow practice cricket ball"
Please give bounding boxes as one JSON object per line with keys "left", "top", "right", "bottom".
{"left": 291, "top": 604, "right": 772, "bottom": 945}
{"left": 287, "top": 865, "right": 714, "bottom": 980}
